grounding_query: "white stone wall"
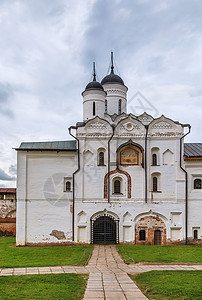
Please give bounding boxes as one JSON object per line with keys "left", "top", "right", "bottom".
{"left": 16, "top": 151, "right": 77, "bottom": 245}
{"left": 16, "top": 111, "right": 202, "bottom": 244}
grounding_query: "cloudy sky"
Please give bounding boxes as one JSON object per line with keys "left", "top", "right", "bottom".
{"left": 1, "top": 0, "right": 202, "bottom": 188}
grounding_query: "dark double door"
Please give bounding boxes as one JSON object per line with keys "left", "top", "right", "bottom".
{"left": 92, "top": 215, "right": 117, "bottom": 244}
{"left": 154, "top": 230, "right": 161, "bottom": 245}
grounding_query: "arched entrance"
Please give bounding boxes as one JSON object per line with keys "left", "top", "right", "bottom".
{"left": 135, "top": 215, "right": 166, "bottom": 245}
{"left": 154, "top": 230, "right": 161, "bottom": 245}
{"left": 91, "top": 213, "right": 119, "bottom": 244}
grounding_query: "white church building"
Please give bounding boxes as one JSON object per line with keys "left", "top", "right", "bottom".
{"left": 16, "top": 54, "right": 202, "bottom": 246}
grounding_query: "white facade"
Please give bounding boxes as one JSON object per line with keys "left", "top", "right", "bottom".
{"left": 16, "top": 60, "right": 202, "bottom": 246}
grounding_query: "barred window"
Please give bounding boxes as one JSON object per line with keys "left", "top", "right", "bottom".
{"left": 152, "top": 154, "right": 157, "bottom": 166}
{"left": 98, "top": 152, "right": 104, "bottom": 166}
{"left": 114, "top": 180, "right": 121, "bottom": 194}
{"left": 194, "top": 229, "right": 198, "bottom": 240}
{"left": 139, "top": 230, "right": 146, "bottom": 241}
{"left": 153, "top": 177, "right": 158, "bottom": 192}
{"left": 66, "top": 181, "right": 71, "bottom": 192}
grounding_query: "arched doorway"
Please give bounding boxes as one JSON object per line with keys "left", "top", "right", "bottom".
{"left": 91, "top": 214, "right": 119, "bottom": 244}
{"left": 154, "top": 230, "right": 161, "bottom": 245}
{"left": 135, "top": 215, "right": 166, "bottom": 245}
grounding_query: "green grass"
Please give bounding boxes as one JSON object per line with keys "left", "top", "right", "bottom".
{"left": 0, "top": 273, "right": 88, "bottom": 300}
{"left": 0, "top": 237, "right": 93, "bottom": 268}
{"left": 117, "top": 245, "right": 202, "bottom": 263}
{"left": 131, "top": 271, "right": 202, "bottom": 300}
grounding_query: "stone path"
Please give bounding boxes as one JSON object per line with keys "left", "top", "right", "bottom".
{"left": 0, "top": 245, "right": 202, "bottom": 299}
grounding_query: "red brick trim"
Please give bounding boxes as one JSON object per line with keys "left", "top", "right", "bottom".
{"left": 104, "top": 168, "right": 131, "bottom": 198}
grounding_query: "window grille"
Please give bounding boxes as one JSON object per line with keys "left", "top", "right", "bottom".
{"left": 139, "top": 230, "right": 146, "bottom": 241}
{"left": 194, "top": 229, "right": 198, "bottom": 239}
{"left": 114, "top": 180, "right": 121, "bottom": 194}
{"left": 152, "top": 153, "right": 157, "bottom": 166}
{"left": 66, "top": 181, "right": 71, "bottom": 192}
{"left": 98, "top": 152, "right": 104, "bottom": 166}
{"left": 153, "top": 177, "right": 158, "bottom": 192}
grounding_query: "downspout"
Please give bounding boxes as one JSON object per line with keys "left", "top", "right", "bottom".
{"left": 108, "top": 125, "right": 115, "bottom": 203}
{"left": 144, "top": 125, "right": 149, "bottom": 203}
{"left": 179, "top": 124, "right": 191, "bottom": 244}
{"left": 68, "top": 126, "right": 80, "bottom": 242}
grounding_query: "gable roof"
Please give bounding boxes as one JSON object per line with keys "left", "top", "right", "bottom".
{"left": 15, "top": 140, "right": 77, "bottom": 151}
{"left": 184, "top": 143, "right": 202, "bottom": 158}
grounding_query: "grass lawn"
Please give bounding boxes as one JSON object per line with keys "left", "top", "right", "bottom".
{"left": 0, "top": 273, "right": 88, "bottom": 300}
{"left": 117, "top": 245, "right": 202, "bottom": 263}
{"left": 0, "top": 237, "right": 93, "bottom": 268}
{"left": 131, "top": 271, "right": 202, "bottom": 300}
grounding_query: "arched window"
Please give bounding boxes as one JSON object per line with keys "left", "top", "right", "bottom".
{"left": 98, "top": 152, "right": 104, "bottom": 166}
{"left": 152, "top": 154, "right": 157, "bottom": 166}
{"left": 105, "top": 99, "right": 107, "bottom": 113}
{"left": 194, "top": 179, "right": 201, "bottom": 189}
{"left": 93, "top": 101, "right": 95, "bottom": 116}
{"left": 194, "top": 229, "right": 198, "bottom": 240}
{"left": 114, "top": 180, "right": 121, "bottom": 194}
{"left": 66, "top": 181, "right": 71, "bottom": 192}
{"left": 139, "top": 230, "right": 145, "bottom": 241}
{"left": 118, "top": 99, "right": 122, "bottom": 114}
{"left": 153, "top": 177, "right": 158, "bottom": 192}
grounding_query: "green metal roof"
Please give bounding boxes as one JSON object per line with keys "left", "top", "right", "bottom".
{"left": 16, "top": 140, "right": 77, "bottom": 151}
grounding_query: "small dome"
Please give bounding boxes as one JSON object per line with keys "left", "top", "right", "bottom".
{"left": 85, "top": 80, "right": 104, "bottom": 91}
{"left": 101, "top": 73, "right": 124, "bottom": 85}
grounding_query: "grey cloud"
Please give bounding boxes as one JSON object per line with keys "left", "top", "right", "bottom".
{"left": 0, "top": 168, "right": 16, "bottom": 181}
{"left": 9, "top": 164, "right": 17, "bottom": 176}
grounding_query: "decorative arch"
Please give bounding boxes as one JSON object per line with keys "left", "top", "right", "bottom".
{"left": 90, "top": 209, "right": 119, "bottom": 222}
{"left": 117, "top": 140, "right": 144, "bottom": 167}
{"left": 134, "top": 210, "right": 167, "bottom": 245}
{"left": 104, "top": 168, "right": 131, "bottom": 198}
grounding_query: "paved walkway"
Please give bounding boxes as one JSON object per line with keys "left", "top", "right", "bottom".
{"left": 0, "top": 245, "right": 202, "bottom": 299}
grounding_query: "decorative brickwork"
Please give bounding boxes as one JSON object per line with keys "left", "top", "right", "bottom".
{"left": 135, "top": 215, "right": 166, "bottom": 245}
{"left": 104, "top": 168, "right": 131, "bottom": 198}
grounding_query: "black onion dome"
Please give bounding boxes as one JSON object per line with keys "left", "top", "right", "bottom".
{"left": 85, "top": 80, "right": 104, "bottom": 91}
{"left": 101, "top": 73, "right": 124, "bottom": 85}
{"left": 101, "top": 52, "right": 124, "bottom": 85}
{"left": 85, "top": 62, "right": 104, "bottom": 91}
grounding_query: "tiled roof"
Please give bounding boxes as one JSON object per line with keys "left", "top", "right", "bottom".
{"left": 184, "top": 143, "right": 202, "bottom": 158}
{"left": 0, "top": 188, "right": 16, "bottom": 193}
{"left": 16, "top": 140, "right": 77, "bottom": 151}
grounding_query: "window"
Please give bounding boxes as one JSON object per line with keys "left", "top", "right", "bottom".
{"left": 194, "top": 178, "right": 201, "bottom": 189}
{"left": 153, "top": 177, "right": 158, "bottom": 192}
{"left": 114, "top": 180, "right": 121, "bottom": 194}
{"left": 194, "top": 229, "right": 198, "bottom": 240}
{"left": 66, "top": 181, "right": 71, "bottom": 192}
{"left": 105, "top": 99, "right": 107, "bottom": 113}
{"left": 152, "top": 154, "right": 157, "bottom": 166}
{"left": 139, "top": 230, "right": 145, "bottom": 241}
{"left": 98, "top": 152, "right": 104, "bottom": 166}
{"left": 93, "top": 101, "right": 95, "bottom": 116}
{"left": 118, "top": 99, "right": 122, "bottom": 114}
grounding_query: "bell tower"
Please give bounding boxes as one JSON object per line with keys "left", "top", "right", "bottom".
{"left": 101, "top": 52, "right": 128, "bottom": 116}
{"left": 82, "top": 62, "right": 106, "bottom": 121}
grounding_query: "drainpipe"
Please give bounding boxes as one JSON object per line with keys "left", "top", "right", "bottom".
{"left": 108, "top": 125, "right": 115, "bottom": 203}
{"left": 68, "top": 126, "right": 80, "bottom": 242}
{"left": 179, "top": 124, "right": 191, "bottom": 244}
{"left": 144, "top": 125, "right": 149, "bottom": 203}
